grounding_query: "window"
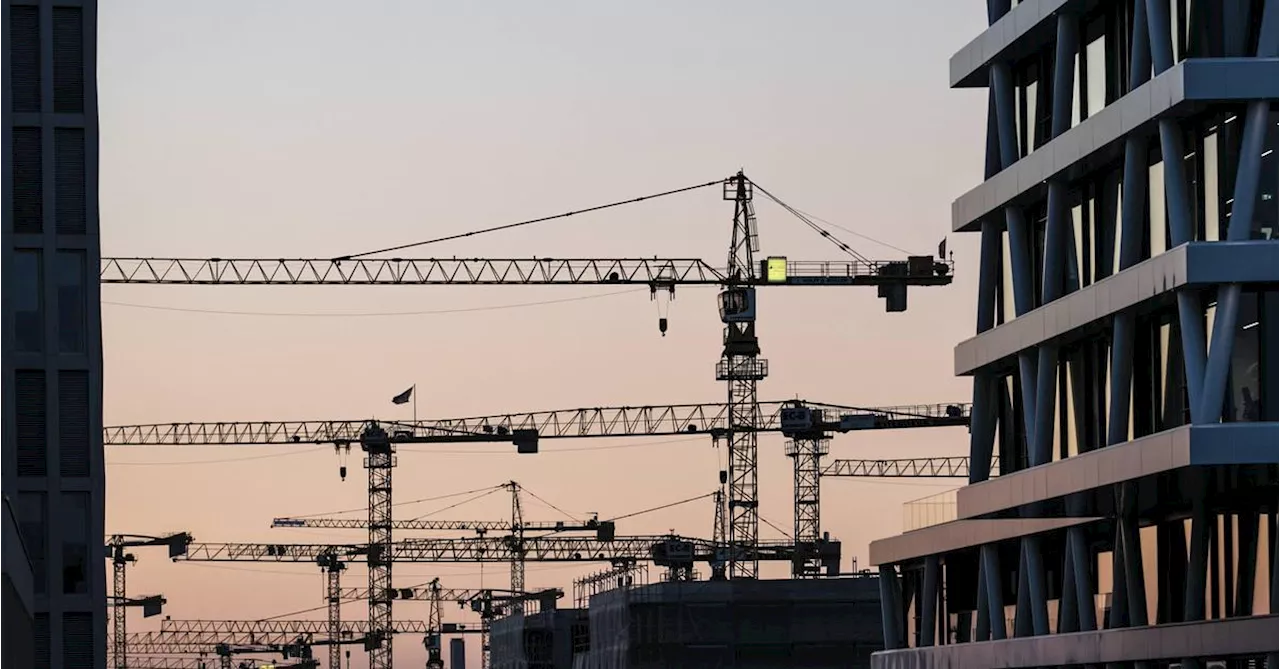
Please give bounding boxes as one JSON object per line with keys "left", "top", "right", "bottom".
{"left": 56, "top": 251, "right": 86, "bottom": 352}
{"left": 15, "top": 250, "right": 43, "bottom": 352}
{"left": 59, "top": 371, "right": 90, "bottom": 477}
{"left": 1149, "top": 161, "right": 1167, "bottom": 257}
{"left": 1228, "top": 295, "right": 1261, "bottom": 422}
{"left": 1000, "top": 231, "right": 1015, "bottom": 324}
{"left": 17, "top": 493, "right": 47, "bottom": 595}
{"left": 34, "top": 613, "right": 50, "bottom": 669}
{"left": 55, "top": 129, "right": 87, "bottom": 234}
{"left": 61, "top": 492, "right": 89, "bottom": 594}
{"left": 52, "top": 7, "right": 84, "bottom": 114}
{"left": 9, "top": 6, "right": 40, "bottom": 112}
{"left": 1204, "top": 129, "right": 1220, "bottom": 241}
{"left": 12, "top": 127, "right": 43, "bottom": 233}
{"left": 63, "top": 612, "right": 93, "bottom": 668}
{"left": 1253, "top": 111, "right": 1278, "bottom": 240}
{"left": 1070, "top": 54, "right": 1081, "bottom": 129}
{"left": 1084, "top": 32, "right": 1108, "bottom": 118}
{"left": 16, "top": 370, "right": 47, "bottom": 477}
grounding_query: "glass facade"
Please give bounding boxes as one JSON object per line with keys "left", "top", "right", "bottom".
{"left": 879, "top": 2, "right": 1278, "bottom": 662}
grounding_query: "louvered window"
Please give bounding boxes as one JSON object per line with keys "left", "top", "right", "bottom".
{"left": 10, "top": 6, "right": 40, "bottom": 112}
{"left": 63, "top": 612, "right": 94, "bottom": 667}
{"left": 15, "top": 250, "right": 42, "bottom": 352}
{"left": 34, "top": 613, "right": 50, "bottom": 669}
{"left": 52, "top": 8, "right": 84, "bottom": 113}
{"left": 16, "top": 370, "right": 47, "bottom": 477}
{"left": 55, "top": 129, "right": 87, "bottom": 234}
{"left": 60, "top": 371, "right": 90, "bottom": 477}
{"left": 12, "top": 127, "right": 43, "bottom": 233}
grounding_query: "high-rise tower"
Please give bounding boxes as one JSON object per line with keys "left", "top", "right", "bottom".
{"left": 3, "top": 2, "right": 105, "bottom": 668}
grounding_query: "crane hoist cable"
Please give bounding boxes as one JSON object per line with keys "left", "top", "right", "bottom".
{"left": 786, "top": 204, "right": 915, "bottom": 256}
{"left": 514, "top": 484, "right": 579, "bottom": 522}
{"left": 748, "top": 181, "right": 874, "bottom": 264}
{"left": 335, "top": 179, "right": 726, "bottom": 260}
{"left": 605, "top": 491, "right": 717, "bottom": 523}
{"left": 409, "top": 486, "right": 505, "bottom": 522}
{"left": 288, "top": 484, "right": 507, "bottom": 520}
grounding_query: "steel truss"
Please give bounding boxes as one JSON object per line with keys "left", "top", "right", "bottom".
{"left": 100, "top": 257, "right": 725, "bottom": 285}
{"left": 822, "top": 456, "right": 986, "bottom": 478}
{"left": 102, "top": 400, "right": 970, "bottom": 446}
{"left": 174, "top": 534, "right": 811, "bottom": 563}
{"left": 784, "top": 437, "right": 829, "bottom": 577}
{"left": 99, "top": 256, "right": 953, "bottom": 287}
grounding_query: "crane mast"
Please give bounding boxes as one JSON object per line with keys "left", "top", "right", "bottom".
{"left": 360, "top": 425, "right": 394, "bottom": 669}
{"left": 719, "top": 172, "right": 766, "bottom": 579}
{"left": 507, "top": 482, "right": 525, "bottom": 614}
{"left": 424, "top": 580, "right": 444, "bottom": 669}
{"left": 108, "top": 534, "right": 191, "bottom": 669}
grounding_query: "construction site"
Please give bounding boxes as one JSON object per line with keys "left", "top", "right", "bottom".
{"left": 5, "top": 2, "right": 1276, "bottom": 669}
{"left": 94, "top": 171, "right": 970, "bottom": 669}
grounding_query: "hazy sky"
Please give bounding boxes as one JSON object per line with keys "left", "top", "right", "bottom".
{"left": 99, "top": 2, "right": 989, "bottom": 666}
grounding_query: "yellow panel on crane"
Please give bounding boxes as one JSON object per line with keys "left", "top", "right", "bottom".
{"left": 765, "top": 256, "right": 787, "bottom": 283}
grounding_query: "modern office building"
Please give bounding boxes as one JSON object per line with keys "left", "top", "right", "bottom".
{"left": 870, "top": 1, "right": 1277, "bottom": 667}
{"left": 2, "top": 1, "right": 106, "bottom": 668}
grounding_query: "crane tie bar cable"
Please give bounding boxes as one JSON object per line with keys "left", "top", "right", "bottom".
{"left": 334, "top": 179, "right": 727, "bottom": 261}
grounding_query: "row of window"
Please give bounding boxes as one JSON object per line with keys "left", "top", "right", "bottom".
{"left": 15, "top": 491, "right": 91, "bottom": 599}
{"left": 11, "top": 126, "right": 88, "bottom": 235}
{"left": 9, "top": 4, "right": 86, "bottom": 115}
{"left": 990, "top": 290, "right": 1276, "bottom": 470}
{"left": 997, "top": 109, "right": 1278, "bottom": 322}
{"left": 1010, "top": 0, "right": 1265, "bottom": 159}
{"left": 939, "top": 513, "right": 1273, "bottom": 644}
{"left": 14, "top": 249, "right": 87, "bottom": 355}
{"left": 33, "top": 610, "right": 94, "bottom": 669}
{"left": 14, "top": 368, "right": 92, "bottom": 478}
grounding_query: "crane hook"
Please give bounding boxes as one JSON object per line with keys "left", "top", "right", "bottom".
{"left": 658, "top": 317, "right": 668, "bottom": 337}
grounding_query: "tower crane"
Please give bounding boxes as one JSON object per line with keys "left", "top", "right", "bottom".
{"left": 108, "top": 399, "right": 969, "bottom": 664}
{"left": 108, "top": 533, "right": 193, "bottom": 669}
{"left": 101, "top": 171, "right": 954, "bottom": 589}
{"left": 127, "top": 587, "right": 553, "bottom": 669}
{"left": 108, "top": 399, "right": 971, "bottom": 574}
{"left": 273, "top": 481, "right": 611, "bottom": 610}
{"left": 109, "top": 398, "right": 968, "bottom": 667}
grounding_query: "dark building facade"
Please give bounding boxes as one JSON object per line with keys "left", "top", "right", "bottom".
{"left": 870, "top": 1, "right": 1277, "bottom": 667}
{"left": 2, "top": 1, "right": 106, "bottom": 668}
{"left": 572, "top": 577, "right": 883, "bottom": 669}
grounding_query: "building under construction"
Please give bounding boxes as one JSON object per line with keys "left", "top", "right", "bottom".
{"left": 488, "top": 575, "right": 884, "bottom": 669}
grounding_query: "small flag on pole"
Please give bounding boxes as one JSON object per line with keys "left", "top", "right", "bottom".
{"left": 392, "top": 386, "right": 414, "bottom": 405}
{"left": 937, "top": 237, "right": 947, "bottom": 259}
